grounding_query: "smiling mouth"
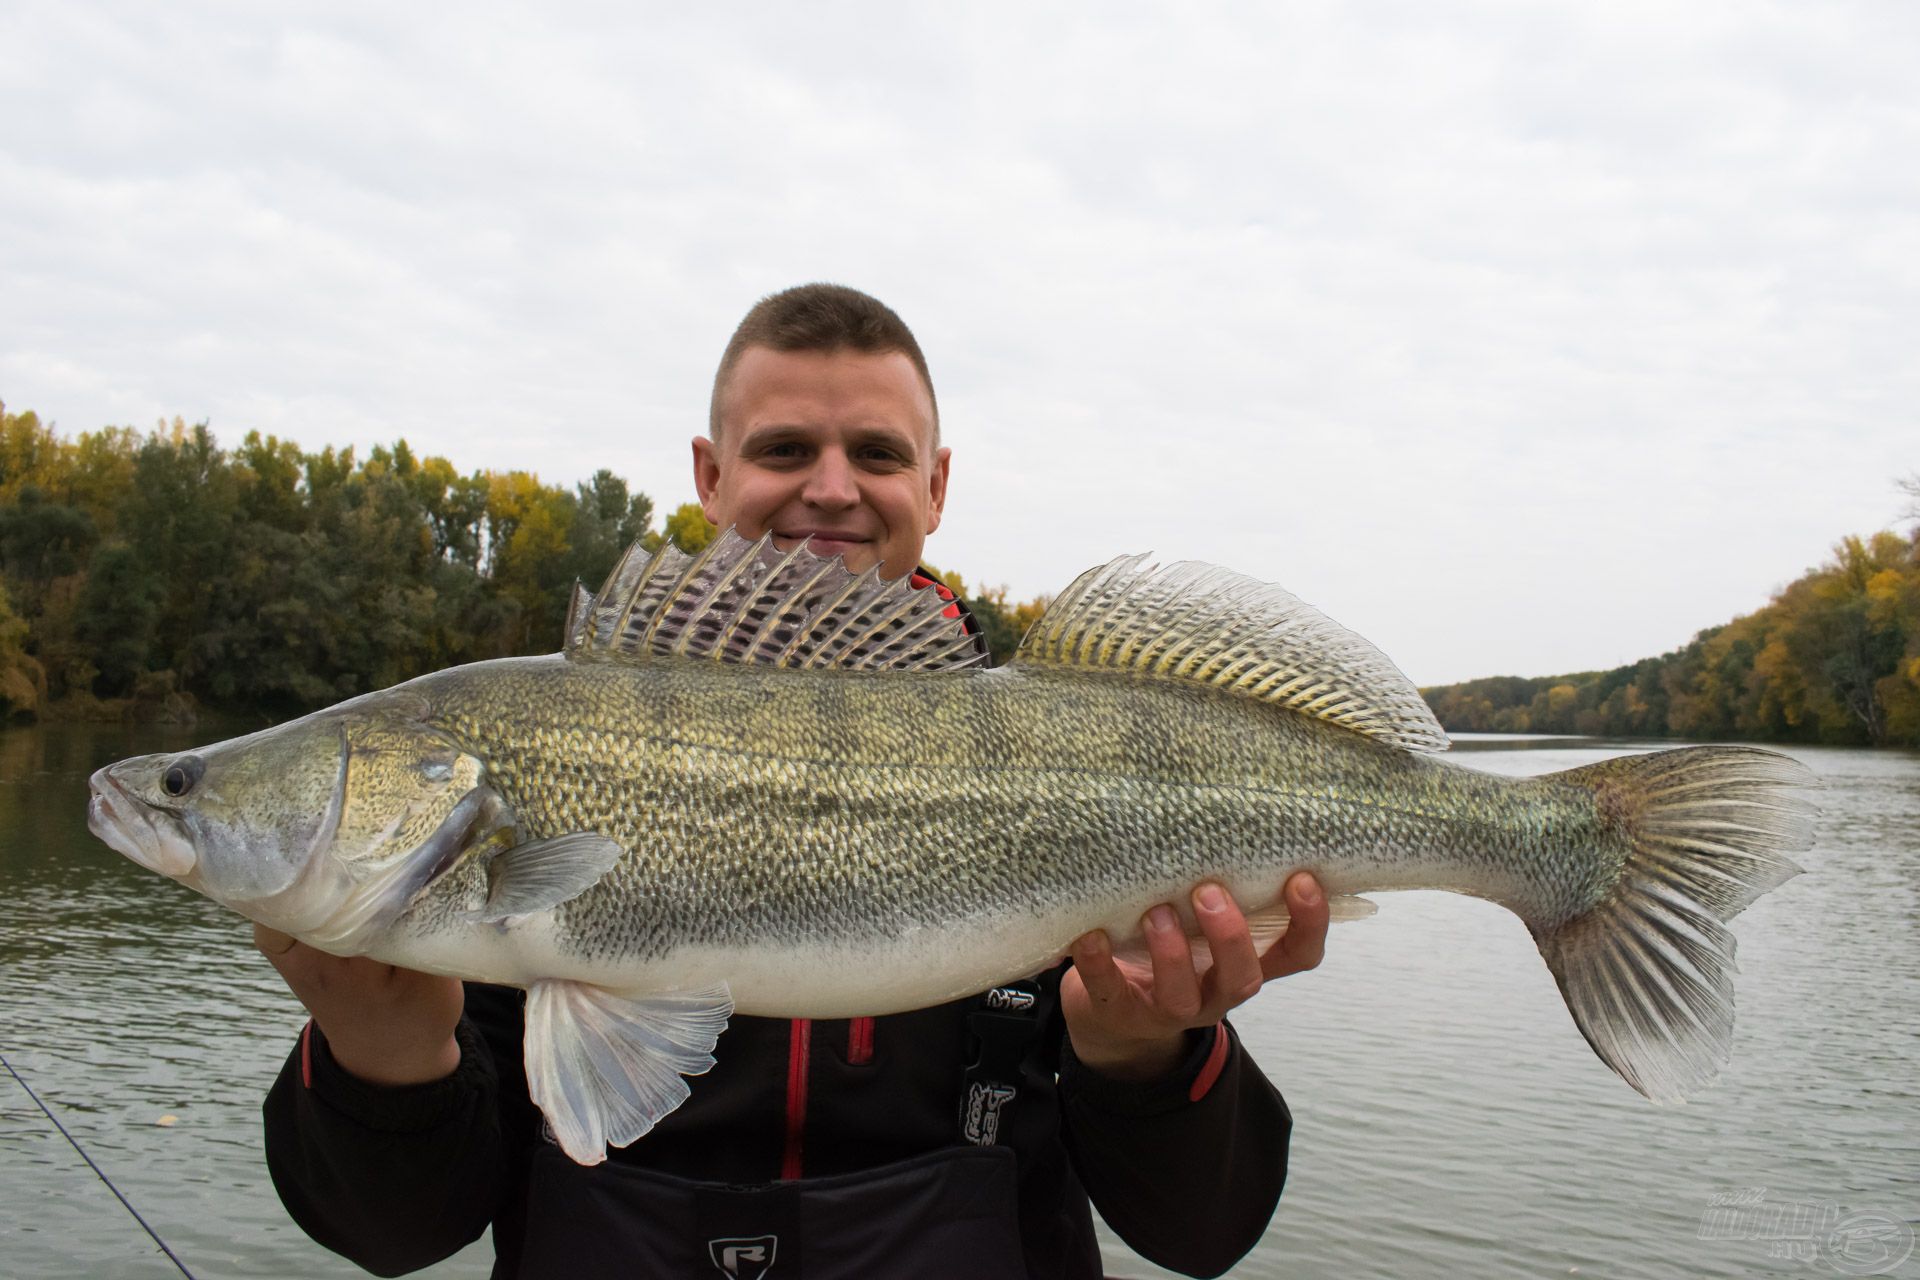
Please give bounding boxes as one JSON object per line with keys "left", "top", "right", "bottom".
{"left": 778, "top": 531, "right": 871, "bottom": 547}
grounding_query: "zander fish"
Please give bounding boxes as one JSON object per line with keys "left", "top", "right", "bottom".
{"left": 87, "top": 532, "right": 1817, "bottom": 1164}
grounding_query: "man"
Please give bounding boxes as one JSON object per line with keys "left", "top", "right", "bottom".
{"left": 260, "top": 283, "right": 1329, "bottom": 1278}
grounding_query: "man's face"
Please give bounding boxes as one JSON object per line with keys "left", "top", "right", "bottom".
{"left": 694, "top": 346, "right": 950, "bottom": 580}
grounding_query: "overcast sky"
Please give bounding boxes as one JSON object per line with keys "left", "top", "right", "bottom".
{"left": 3, "top": 2, "right": 1915, "bottom": 685}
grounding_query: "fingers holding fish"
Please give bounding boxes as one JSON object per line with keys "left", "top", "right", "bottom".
{"left": 1061, "top": 928, "right": 1190, "bottom": 1082}
{"left": 1144, "top": 903, "right": 1207, "bottom": 1022}
{"left": 1192, "top": 883, "right": 1265, "bottom": 1009}
{"left": 253, "top": 923, "right": 299, "bottom": 958}
{"left": 1257, "top": 873, "right": 1328, "bottom": 983}
{"left": 253, "top": 925, "right": 465, "bottom": 1087}
{"left": 1061, "top": 883, "right": 1293, "bottom": 1082}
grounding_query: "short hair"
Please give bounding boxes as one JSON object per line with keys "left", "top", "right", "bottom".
{"left": 709, "top": 283, "right": 939, "bottom": 444}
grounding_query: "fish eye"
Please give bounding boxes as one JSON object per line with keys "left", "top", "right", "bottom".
{"left": 161, "top": 756, "right": 206, "bottom": 798}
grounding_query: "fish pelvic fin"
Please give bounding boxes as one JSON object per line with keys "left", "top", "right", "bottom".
{"left": 1012, "top": 555, "right": 1448, "bottom": 753}
{"left": 525, "top": 979, "right": 734, "bottom": 1165}
{"left": 569, "top": 529, "right": 986, "bottom": 671}
{"left": 1534, "top": 746, "right": 1817, "bottom": 1104}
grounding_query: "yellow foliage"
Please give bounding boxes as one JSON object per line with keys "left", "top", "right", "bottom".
{"left": 1011, "top": 595, "right": 1050, "bottom": 637}
{"left": 0, "top": 583, "right": 45, "bottom": 718}
{"left": 662, "top": 503, "right": 717, "bottom": 554}
{"left": 1881, "top": 672, "right": 1920, "bottom": 744}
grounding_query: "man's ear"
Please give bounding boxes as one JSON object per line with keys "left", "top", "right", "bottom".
{"left": 924, "top": 446, "right": 952, "bottom": 535}
{"left": 691, "top": 436, "right": 722, "bottom": 525}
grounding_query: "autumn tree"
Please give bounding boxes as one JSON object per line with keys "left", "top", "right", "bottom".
{"left": 0, "top": 582, "right": 44, "bottom": 719}
{"left": 661, "top": 502, "right": 718, "bottom": 554}
{"left": 1424, "top": 515, "right": 1920, "bottom": 747}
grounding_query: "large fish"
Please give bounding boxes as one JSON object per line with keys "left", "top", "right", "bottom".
{"left": 87, "top": 532, "right": 1816, "bottom": 1165}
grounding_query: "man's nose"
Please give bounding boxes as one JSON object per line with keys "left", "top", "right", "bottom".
{"left": 801, "top": 449, "right": 859, "bottom": 509}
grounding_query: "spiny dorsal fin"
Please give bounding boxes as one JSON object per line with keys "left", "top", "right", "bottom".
{"left": 1013, "top": 554, "right": 1448, "bottom": 752}
{"left": 564, "top": 581, "right": 595, "bottom": 651}
{"left": 570, "top": 529, "right": 987, "bottom": 671}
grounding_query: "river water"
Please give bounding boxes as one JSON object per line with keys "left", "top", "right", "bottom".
{"left": 1, "top": 724, "right": 1914, "bottom": 1279}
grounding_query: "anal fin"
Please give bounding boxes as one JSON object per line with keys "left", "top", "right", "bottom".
{"left": 1110, "top": 893, "right": 1378, "bottom": 973}
{"left": 1185, "top": 893, "right": 1378, "bottom": 971}
{"left": 525, "top": 980, "right": 734, "bottom": 1165}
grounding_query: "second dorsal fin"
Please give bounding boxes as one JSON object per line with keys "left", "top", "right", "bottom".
{"left": 1013, "top": 554, "right": 1448, "bottom": 752}
{"left": 569, "top": 529, "right": 987, "bottom": 672}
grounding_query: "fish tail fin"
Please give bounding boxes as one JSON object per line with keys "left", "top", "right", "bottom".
{"left": 1533, "top": 746, "right": 1817, "bottom": 1103}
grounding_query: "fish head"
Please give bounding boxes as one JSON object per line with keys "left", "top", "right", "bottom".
{"left": 88, "top": 692, "right": 499, "bottom": 943}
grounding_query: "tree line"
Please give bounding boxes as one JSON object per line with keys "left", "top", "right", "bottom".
{"left": 1423, "top": 502, "right": 1920, "bottom": 747}
{"left": 6, "top": 403, "right": 1913, "bottom": 745}
{"left": 0, "top": 406, "right": 1049, "bottom": 723}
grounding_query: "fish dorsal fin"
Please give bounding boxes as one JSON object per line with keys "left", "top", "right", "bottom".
{"left": 570, "top": 528, "right": 987, "bottom": 671}
{"left": 563, "top": 581, "right": 596, "bottom": 651}
{"left": 1013, "top": 554, "right": 1448, "bottom": 752}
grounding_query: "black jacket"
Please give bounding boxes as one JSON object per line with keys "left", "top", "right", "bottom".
{"left": 266, "top": 977, "right": 1290, "bottom": 1278}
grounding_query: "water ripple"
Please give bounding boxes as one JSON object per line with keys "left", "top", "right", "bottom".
{"left": 6, "top": 725, "right": 1915, "bottom": 1279}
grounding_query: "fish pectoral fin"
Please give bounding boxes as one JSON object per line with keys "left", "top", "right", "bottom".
{"left": 475, "top": 833, "right": 625, "bottom": 922}
{"left": 525, "top": 979, "right": 735, "bottom": 1165}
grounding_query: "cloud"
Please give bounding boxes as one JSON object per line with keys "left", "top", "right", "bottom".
{"left": 3, "top": 1, "right": 1915, "bottom": 684}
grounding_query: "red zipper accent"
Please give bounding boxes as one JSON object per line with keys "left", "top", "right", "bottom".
{"left": 299, "top": 1021, "right": 314, "bottom": 1088}
{"left": 1188, "top": 1023, "right": 1230, "bottom": 1102}
{"left": 847, "top": 1016, "right": 875, "bottom": 1065}
{"left": 781, "top": 1018, "right": 811, "bottom": 1180}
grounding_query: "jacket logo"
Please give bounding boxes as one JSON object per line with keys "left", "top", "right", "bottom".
{"left": 962, "top": 1081, "right": 1017, "bottom": 1145}
{"left": 709, "top": 1235, "right": 778, "bottom": 1280}
{"left": 986, "top": 987, "right": 1035, "bottom": 1011}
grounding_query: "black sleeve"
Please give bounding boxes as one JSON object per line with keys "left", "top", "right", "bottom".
{"left": 262, "top": 988, "right": 525, "bottom": 1277}
{"left": 1056, "top": 1020, "right": 1291, "bottom": 1279}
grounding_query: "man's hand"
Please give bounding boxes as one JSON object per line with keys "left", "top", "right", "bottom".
{"left": 1060, "top": 872, "right": 1329, "bottom": 1083}
{"left": 254, "top": 925, "right": 465, "bottom": 1087}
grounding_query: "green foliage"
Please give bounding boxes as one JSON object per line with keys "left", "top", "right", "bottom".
{"left": 0, "top": 405, "right": 663, "bottom": 717}
{"left": 1424, "top": 524, "right": 1920, "bottom": 747}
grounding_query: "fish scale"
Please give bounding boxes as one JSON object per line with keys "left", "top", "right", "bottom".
{"left": 404, "top": 655, "right": 1620, "bottom": 986}
{"left": 87, "top": 530, "right": 1817, "bottom": 1165}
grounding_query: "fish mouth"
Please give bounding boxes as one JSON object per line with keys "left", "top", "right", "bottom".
{"left": 88, "top": 766, "right": 197, "bottom": 878}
